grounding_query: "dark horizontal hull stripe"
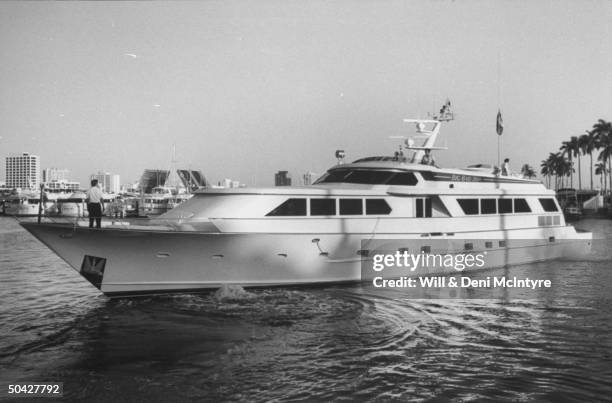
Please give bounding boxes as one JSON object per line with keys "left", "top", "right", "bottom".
{"left": 420, "top": 171, "right": 537, "bottom": 184}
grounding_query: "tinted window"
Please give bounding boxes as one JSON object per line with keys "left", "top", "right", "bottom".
{"left": 425, "top": 198, "right": 432, "bottom": 217}
{"left": 314, "top": 169, "right": 412, "bottom": 185}
{"left": 366, "top": 199, "right": 392, "bottom": 215}
{"left": 266, "top": 198, "right": 307, "bottom": 216}
{"left": 344, "top": 170, "right": 394, "bottom": 184}
{"left": 538, "top": 198, "right": 558, "bottom": 212}
{"left": 310, "top": 199, "right": 336, "bottom": 216}
{"left": 458, "top": 199, "right": 479, "bottom": 215}
{"left": 481, "top": 198, "right": 497, "bottom": 214}
{"left": 417, "top": 198, "right": 432, "bottom": 218}
{"left": 387, "top": 172, "right": 418, "bottom": 186}
{"left": 314, "top": 170, "right": 349, "bottom": 184}
{"left": 340, "top": 199, "right": 362, "bottom": 215}
{"left": 498, "top": 198, "right": 512, "bottom": 214}
{"left": 514, "top": 198, "right": 531, "bottom": 212}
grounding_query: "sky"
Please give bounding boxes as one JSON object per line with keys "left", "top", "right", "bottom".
{"left": 0, "top": 0, "right": 611, "bottom": 188}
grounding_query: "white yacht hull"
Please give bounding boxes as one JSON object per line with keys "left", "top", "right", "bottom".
{"left": 21, "top": 222, "right": 591, "bottom": 297}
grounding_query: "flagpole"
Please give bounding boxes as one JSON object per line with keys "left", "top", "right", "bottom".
{"left": 496, "top": 109, "right": 503, "bottom": 170}
{"left": 498, "top": 136, "right": 500, "bottom": 168}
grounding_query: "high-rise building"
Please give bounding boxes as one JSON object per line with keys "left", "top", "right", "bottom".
{"left": 5, "top": 152, "right": 40, "bottom": 190}
{"left": 90, "top": 172, "right": 121, "bottom": 193}
{"left": 275, "top": 171, "right": 292, "bottom": 186}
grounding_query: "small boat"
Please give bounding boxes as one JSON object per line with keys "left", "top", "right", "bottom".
{"left": 556, "top": 188, "right": 582, "bottom": 221}
{"left": 138, "top": 186, "right": 192, "bottom": 217}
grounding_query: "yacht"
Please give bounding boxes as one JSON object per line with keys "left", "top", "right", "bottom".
{"left": 55, "top": 191, "right": 88, "bottom": 217}
{"left": 20, "top": 113, "right": 592, "bottom": 297}
{"left": 139, "top": 186, "right": 192, "bottom": 217}
{"left": 5, "top": 190, "right": 54, "bottom": 217}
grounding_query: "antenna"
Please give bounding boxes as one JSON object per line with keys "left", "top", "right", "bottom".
{"left": 402, "top": 100, "right": 454, "bottom": 163}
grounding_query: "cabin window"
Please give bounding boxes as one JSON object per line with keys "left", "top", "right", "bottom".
{"left": 266, "top": 198, "right": 307, "bottom": 216}
{"left": 480, "top": 198, "right": 497, "bottom": 214}
{"left": 514, "top": 198, "right": 531, "bottom": 213}
{"left": 416, "top": 197, "right": 432, "bottom": 218}
{"left": 310, "top": 199, "right": 336, "bottom": 216}
{"left": 387, "top": 172, "right": 418, "bottom": 186}
{"left": 457, "top": 199, "right": 479, "bottom": 215}
{"left": 339, "top": 199, "right": 363, "bottom": 215}
{"left": 366, "top": 199, "right": 392, "bottom": 215}
{"left": 538, "top": 198, "right": 559, "bottom": 212}
{"left": 498, "top": 199, "right": 512, "bottom": 214}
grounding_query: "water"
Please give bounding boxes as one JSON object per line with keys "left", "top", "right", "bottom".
{"left": 1, "top": 216, "right": 611, "bottom": 402}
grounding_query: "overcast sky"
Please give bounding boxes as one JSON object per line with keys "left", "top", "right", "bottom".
{"left": 1, "top": 0, "right": 610, "bottom": 187}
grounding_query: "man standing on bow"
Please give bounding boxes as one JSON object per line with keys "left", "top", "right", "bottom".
{"left": 85, "top": 179, "right": 104, "bottom": 229}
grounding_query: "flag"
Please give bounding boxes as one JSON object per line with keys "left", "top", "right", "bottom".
{"left": 496, "top": 109, "right": 503, "bottom": 136}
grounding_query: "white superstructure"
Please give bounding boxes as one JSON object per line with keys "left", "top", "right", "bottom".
{"left": 21, "top": 114, "right": 592, "bottom": 297}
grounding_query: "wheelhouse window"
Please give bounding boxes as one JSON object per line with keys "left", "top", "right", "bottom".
{"left": 457, "top": 199, "right": 479, "bottom": 215}
{"left": 514, "top": 198, "right": 531, "bottom": 213}
{"left": 310, "top": 199, "right": 336, "bottom": 216}
{"left": 315, "top": 170, "right": 349, "bottom": 183}
{"left": 416, "top": 197, "right": 432, "bottom": 218}
{"left": 538, "top": 198, "right": 559, "bottom": 212}
{"left": 314, "top": 169, "right": 418, "bottom": 186}
{"left": 480, "top": 198, "right": 497, "bottom": 214}
{"left": 498, "top": 199, "right": 512, "bottom": 214}
{"left": 366, "top": 199, "right": 392, "bottom": 215}
{"left": 266, "top": 198, "right": 307, "bottom": 216}
{"left": 339, "top": 199, "right": 363, "bottom": 215}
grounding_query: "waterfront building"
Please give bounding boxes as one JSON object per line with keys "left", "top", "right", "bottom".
{"left": 5, "top": 152, "right": 40, "bottom": 190}
{"left": 45, "top": 179, "right": 81, "bottom": 192}
{"left": 42, "top": 168, "right": 70, "bottom": 183}
{"left": 275, "top": 171, "right": 292, "bottom": 186}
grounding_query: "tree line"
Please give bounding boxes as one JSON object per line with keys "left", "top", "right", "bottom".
{"left": 539, "top": 119, "right": 612, "bottom": 192}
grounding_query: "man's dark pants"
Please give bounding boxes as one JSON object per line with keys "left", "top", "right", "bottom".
{"left": 87, "top": 202, "right": 102, "bottom": 229}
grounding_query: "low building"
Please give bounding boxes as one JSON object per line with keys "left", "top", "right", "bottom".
{"left": 275, "top": 171, "right": 291, "bottom": 186}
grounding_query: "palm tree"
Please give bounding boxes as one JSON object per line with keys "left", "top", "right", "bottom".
{"left": 575, "top": 134, "right": 588, "bottom": 190}
{"left": 593, "top": 120, "right": 612, "bottom": 194}
{"left": 520, "top": 164, "right": 536, "bottom": 179}
{"left": 595, "top": 161, "right": 607, "bottom": 193}
{"left": 540, "top": 158, "right": 552, "bottom": 188}
{"left": 560, "top": 137, "right": 579, "bottom": 189}
{"left": 582, "top": 130, "right": 597, "bottom": 190}
{"left": 543, "top": 152, "right": 561, "bottom": 189}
